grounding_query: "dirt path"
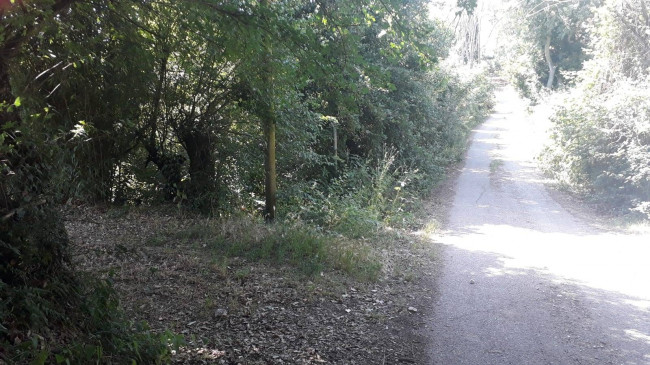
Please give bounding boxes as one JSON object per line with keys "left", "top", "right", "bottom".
{"left": 426, "top": 87, "right": 650, "bottom": 365}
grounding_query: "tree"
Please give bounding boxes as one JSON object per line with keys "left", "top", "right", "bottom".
{"left": 541, "top": 0, "right": 650, "bottom": 217}
{"left": 592, "top": 0, "right": 650, "bottom": 79}
{"left": 260, "top": 0, "right": 277, "bottom": 221}
{"left": 507, "top": 0, "right": 599, "bottom": 89}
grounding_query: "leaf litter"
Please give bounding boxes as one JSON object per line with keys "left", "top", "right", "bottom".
{"left": 65, "top": 206, "right": 440, "bottom": 364}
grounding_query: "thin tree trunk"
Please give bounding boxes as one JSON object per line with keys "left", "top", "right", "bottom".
{"left": 261, "top": 0, "right": 276, "bottom": 222}
{"left": 84, "top": 118, "right": 115, "bottom": 202}
{"left": 264, "top": 115, "right": 276, "bottom": 221}
{"left": 144, "top": 53, "right": 168, "bottom": 165}
{"left": 332, "top": 122, "right": 338, "bottom": 158}
{"left": 143, "top": 53, "right": 184, "bottom": 201}
{"left": 544, "top": 35, "right": 556, "bottom": 88}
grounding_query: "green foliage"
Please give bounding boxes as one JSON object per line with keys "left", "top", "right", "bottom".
{"left": 500, "top": 0, "right": 600, "bottom": 92}
{"left": 590, "top": 0, "right": 650, "bottom": 80}
{"left": 4, "top": 0, "right": 493, "bottom": 218}
{"left": 540, "top": 0, "right": 650, "bottom": 218}
{"left": 542, "top": 79, "right": 650, "bottom": 217}
{"left": 0, "top": 275, "right": 183, "bottom": 364}
{"left": 504, "top": 47, "right": 544, "bottom": 102}
{"left": 172, "top": 217, "right": 381, "bottom": 280}
{"left": 277, "top": 65, "right": 494, "bottom": 232}
{"left": 1, "top": 0, "right": 495, "bottom": 361}
{"left": 457, "top": 0, "right": 478, "bottom": 14}
{"left": 280, "top": 151, "right": 407, "bottom": 235}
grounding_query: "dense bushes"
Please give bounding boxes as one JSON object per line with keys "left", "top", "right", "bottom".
{"left": 540, "top": 0, "right": 650, "bottom": 219}
{"left": 281, "top": 67, "right": 494, "bottom": 233}
{"left": 6, "top": 0, "right": 493, "bottom": 222}
{"left": 542, "top": 80, "right": 650, "bottom": 216}
{"left": 0, "top": 0, "right": 495, "bottom": 220}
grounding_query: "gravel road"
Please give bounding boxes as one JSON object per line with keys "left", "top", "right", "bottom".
{"left": 427, "top": 87, "right": 650, "bottom": 365}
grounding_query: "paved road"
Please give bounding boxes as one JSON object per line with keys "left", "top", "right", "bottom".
{"left": 427, "top": 87, "right": 650, "bottom": 365}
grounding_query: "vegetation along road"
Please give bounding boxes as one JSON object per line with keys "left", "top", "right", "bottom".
{"left": 3, "top": 0, "right": 649, "bottom": 363}
{"left": 426, "top": 86, "right": 650, "bottom": 364}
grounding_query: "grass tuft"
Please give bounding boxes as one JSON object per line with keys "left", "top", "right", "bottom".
{"left": 171, "top": 217, "right": 381, "bottom": 280}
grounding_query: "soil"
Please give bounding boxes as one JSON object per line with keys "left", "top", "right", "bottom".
{"left": 64, "top": 200, "right": 448, "bottom": 364}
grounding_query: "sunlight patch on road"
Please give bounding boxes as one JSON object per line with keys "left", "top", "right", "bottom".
{"left": 435, "top": 225, "right": 650, "bottom": 304}
{"left": 483, "top": 266, "right": 528, "bottom": 278}
{"left": 624, "top": 299, "right": 650, "bottom": 311}
{"left": 625, "top": 329, "right": 650, "bottom": 345}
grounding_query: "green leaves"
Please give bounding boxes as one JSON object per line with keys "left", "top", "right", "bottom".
{"left": 539, "top": 1, "right": 650, "bottom": 218}
{"left": 503, "top": 0, "right": 598, "bottom": 90}
{"left": 456, "top": 0, "right": 477, "bottom": 15}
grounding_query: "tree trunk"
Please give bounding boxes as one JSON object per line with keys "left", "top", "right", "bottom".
{"left": 261, "top": 0, "right": 276, "bottom": 222}
{"left": 181, "top": 130, "right": 216, "bottom": 213}
{"left": 544, "top": 35, "right": 556, "bottom": 88}
{"left": 143, "top": 53, "right": 183, "bottom": 201}
{"left": 84, "top": 125, "right": 115, "bottom": 202}
{"left": 332, "top": 122, "right": 338, "bottom": 158}
{"left": 263, "top": 112, "right": 276, "bottom": 221}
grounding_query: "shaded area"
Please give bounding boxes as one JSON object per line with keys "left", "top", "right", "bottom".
{"left": 65, "top": 207, "right": 438, "bottom": 364}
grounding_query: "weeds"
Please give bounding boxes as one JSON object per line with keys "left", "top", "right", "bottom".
{"left": 0, "top": 275, "right": 182, "bottom": 364}
{"left": 423, "top": 220, "right": 441, "bottom": 235}
{"left": 489, "top": 159, "right": 504, "bottom": 173}
{"left": 172, "top": 217, "right": 381, "bottom": 280}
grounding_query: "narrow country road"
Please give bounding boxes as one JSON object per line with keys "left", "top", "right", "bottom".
{"left": 427, "top": 87, "right": 650, "bottom": 365}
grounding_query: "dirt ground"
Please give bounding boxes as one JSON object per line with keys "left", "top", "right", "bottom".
{"left": 64, "top": 190, "right": 453, "bottom": 364}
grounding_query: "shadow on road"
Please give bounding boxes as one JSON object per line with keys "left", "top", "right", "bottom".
{"left": 428, "top": 242, "right": 650, "bottom": 365}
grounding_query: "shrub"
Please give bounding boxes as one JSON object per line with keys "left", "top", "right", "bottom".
{"left": 0, "top": 275, "right": 182, "bottom": 364}
{"left": 541, "top": 79, "right": 650, "bottom": 217}
{"left": 540, "top": 0, "right": 650, "bottom": 219}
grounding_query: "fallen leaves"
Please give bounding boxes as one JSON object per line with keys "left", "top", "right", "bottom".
{"left": 65, "top": 206, "right": 439, "bottom": 364}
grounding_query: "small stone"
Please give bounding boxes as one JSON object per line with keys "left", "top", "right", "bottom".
{"left": 469, "top": 279, "right": 475, "bottom": 284}
{"left": 408, "top": 306, "right": 418, "bottom": 313}
{"left": 214, "top": 308, "right": 228, "bottom": 318}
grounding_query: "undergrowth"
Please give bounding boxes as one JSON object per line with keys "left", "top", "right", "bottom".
{"left": 151, "top": 70, "right": 495, "bottom": 281}
{"left": 0, "top": 274, "right": 183, "bottom": 364}
{"left": 163, "top": 149, "right": 431, "bottom": 281}
{"left": 169, "top": 218, "right": 381, "bottom": 281}
{"left": 540, "top": 79, "right": 650, "bottom": 220}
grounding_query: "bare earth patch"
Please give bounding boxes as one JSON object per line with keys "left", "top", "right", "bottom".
{"left": 64, "top": 206, "right": 441, "bottom": 364}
